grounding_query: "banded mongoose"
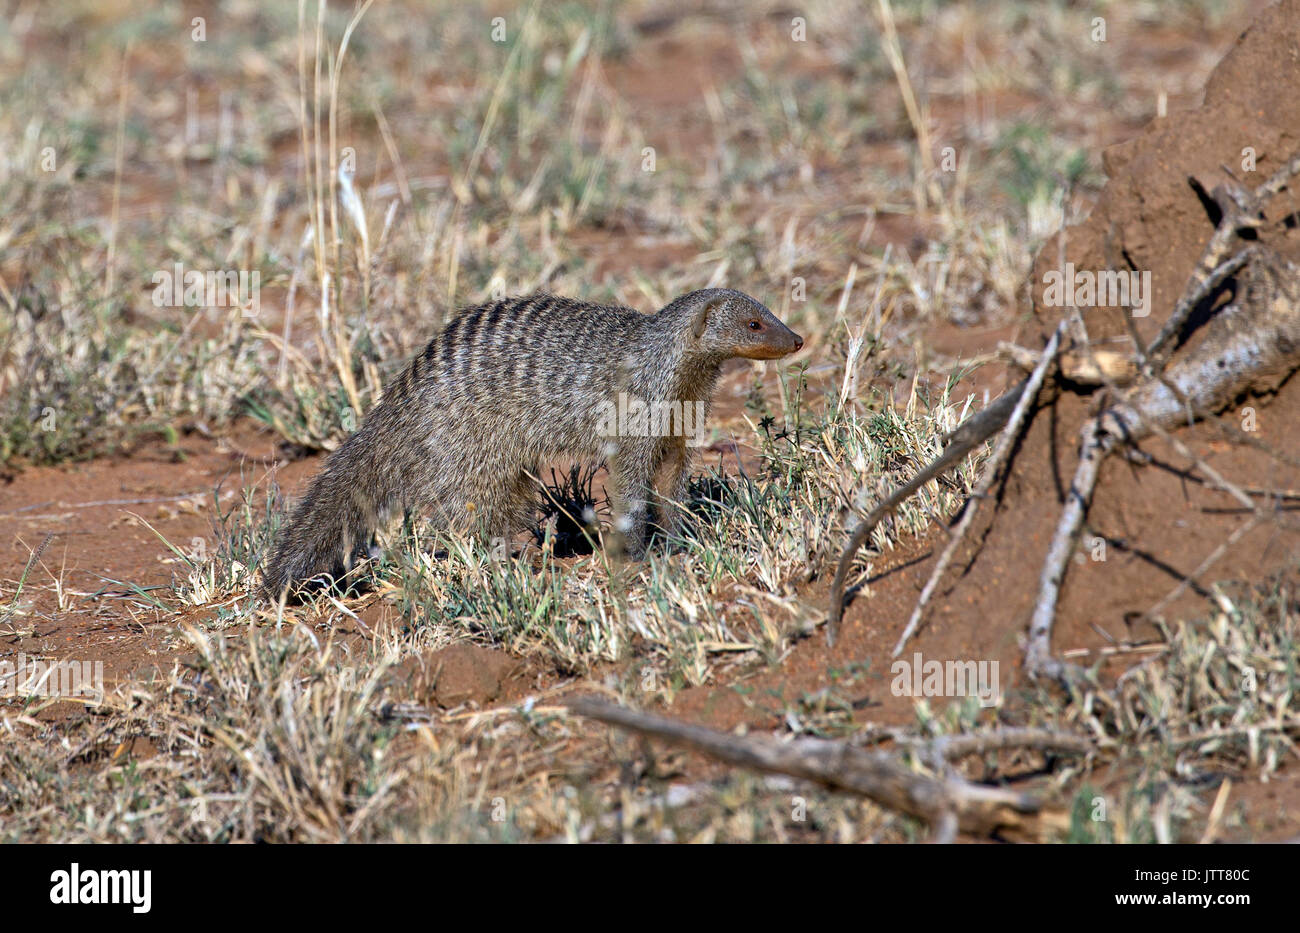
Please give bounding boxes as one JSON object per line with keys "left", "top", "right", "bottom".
{"left": 261, "top": 288, "right": 803, "bottom": 598}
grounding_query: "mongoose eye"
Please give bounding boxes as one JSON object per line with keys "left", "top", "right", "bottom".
{"left": 748, "top": 320, "right": 762, "bottom": 331}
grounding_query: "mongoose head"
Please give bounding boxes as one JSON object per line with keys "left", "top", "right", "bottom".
{"left": 675, "top": 288, "right": 804, "bottom": 360}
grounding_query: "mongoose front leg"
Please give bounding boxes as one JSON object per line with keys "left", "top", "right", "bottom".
{"left": 609, "top": 440, "right": 655, "bottom": 559}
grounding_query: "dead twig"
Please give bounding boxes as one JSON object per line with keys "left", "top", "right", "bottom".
{"left": 894, "top": 323, "right": 1064, "bottom": 656}
{"left": 1147, "top": 247, "right": 1254, "bottom": 365}
{"left": 827, "top": 379, "right": 1036, "bottom": 645}
{"left": 925, "top": 727, "right": 1093, "bottom": 764}
{"left": 1141, "top": 513, "right": 1263, "bottom": 622}
{"left": 1024, "top": 413, "right": 1111, "bottom": 681}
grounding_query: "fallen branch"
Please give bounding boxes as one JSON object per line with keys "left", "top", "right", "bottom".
{"left": 569, "top": 697, "right": 1086, "bottom": 841}
{"left": 1147, "top": 247, "right": 1254, "bottom": 366}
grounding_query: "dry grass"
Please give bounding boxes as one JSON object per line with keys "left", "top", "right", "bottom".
{"left": 3, "top": 562, "right": 1291, "bottom": 843}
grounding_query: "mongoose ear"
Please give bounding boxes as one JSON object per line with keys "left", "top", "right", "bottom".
{"left": 691, "top": 299, "right": 721, "bottom": 340}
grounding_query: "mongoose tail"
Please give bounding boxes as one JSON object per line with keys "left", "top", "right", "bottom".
{"left": 260, "top": 430, "right": 393, "bottom": 600}
{"left": 260, "top": 288, "right": 803, "bottom": 599}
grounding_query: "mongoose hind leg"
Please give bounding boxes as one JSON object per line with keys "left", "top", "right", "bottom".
{"left": 495, "top": 469, "right": 542, "bottom": 556}
{"left": 445, "top": 456, "right": 535, "bottom": 555}
{"left": 654, "top": 438, "right": 692, "bottom": 547}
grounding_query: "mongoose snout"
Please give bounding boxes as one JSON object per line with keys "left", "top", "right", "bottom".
{"left": 738, "top": 323, "right": 802, "bottom": 359}
{"left": 261, "top": 287, "right": 802, "bottom": 600}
